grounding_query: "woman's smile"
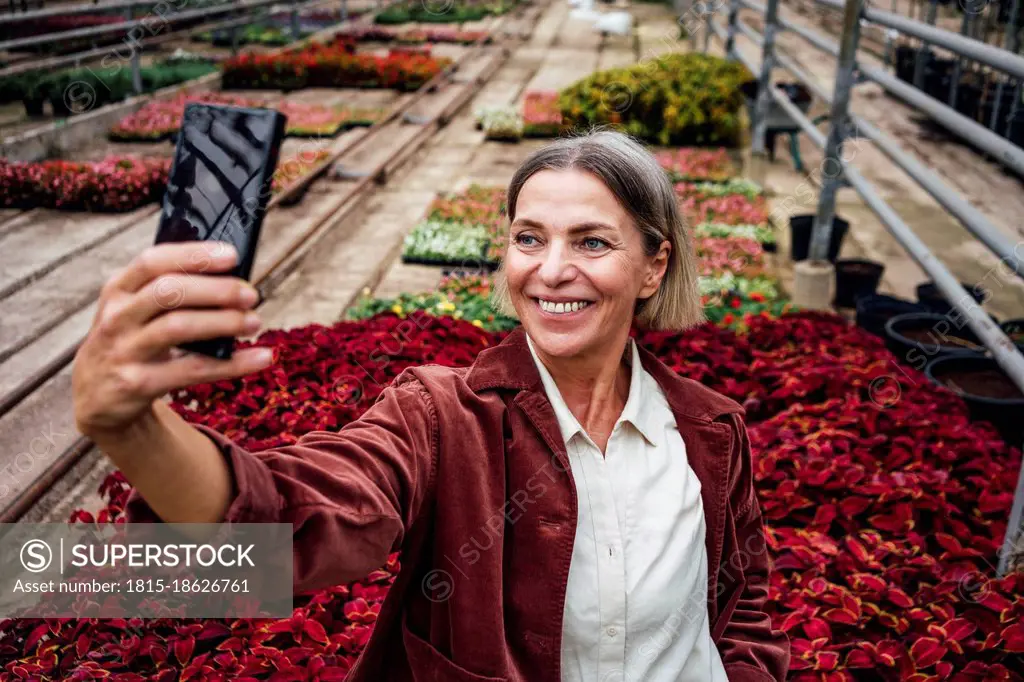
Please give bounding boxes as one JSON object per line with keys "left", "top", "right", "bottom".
{"left": 533, "top": 297, "right": 595, "bottom": 317}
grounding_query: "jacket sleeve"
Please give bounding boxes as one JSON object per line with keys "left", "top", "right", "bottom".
{"left": 718, "top": 413, "right": 790, "bottom": 682}
{"left": 121, "top": 372, "right": 438, "bottom": 595}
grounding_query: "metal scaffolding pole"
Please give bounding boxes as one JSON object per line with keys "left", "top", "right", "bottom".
{"left": 809, "top": 0, "right": 862, "bottom": 262}
{"left": 751, "top": 0, "right": 780, "bottom": 154}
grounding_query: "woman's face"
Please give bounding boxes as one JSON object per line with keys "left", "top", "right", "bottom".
{"left": 504, "top": 168, "right": 670, "bottom": 359}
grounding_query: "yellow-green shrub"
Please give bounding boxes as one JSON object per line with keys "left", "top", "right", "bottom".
{"left": 557, "top": 53, "right": 753, "bottom": 147}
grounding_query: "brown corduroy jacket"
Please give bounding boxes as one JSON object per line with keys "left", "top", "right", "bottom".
{"left": 125, "top": 326, "right": 790, "bottom": 682}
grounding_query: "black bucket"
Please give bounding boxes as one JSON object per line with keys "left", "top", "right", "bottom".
{"left": 915, "top": 281, "right": 988, "bottom": 315}
{"left": 789, "top": 214, "right": 849, "bottom": 263}
{"left": 854, "top": 294, "right": 927, "bottom": 339}
{"left": 884, "top": 312, "right": 985, "bottom": 366}
{"left": 926, "top": 354, "right": 1024, "bottom": 444}
{"left": 834, "top": 259, "right": 885, "bottom": 308}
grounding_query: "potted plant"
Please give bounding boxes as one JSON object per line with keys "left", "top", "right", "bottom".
{"left": 925, "top": 353, "right": 1024, "bottom": 444}
{"left": 855, "top": 293, "right": 927, "bottom": 339}
{"left": 915, "top": 280, "right": 987, "bottom": 315}
{"left": 884, "top": 312, "right": 984, "bottom": 364}
{"left": 788, "top": 214, "right": 848, "bottom": 262}
{"left": 21, "top": 79, "right": 47, "bottom": 117}
{"left": 833, "top": 258, "right": 885, "bottom": 308}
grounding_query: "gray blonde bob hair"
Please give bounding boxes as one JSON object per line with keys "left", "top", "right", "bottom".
{"left": 491, "top": 129, "right": 706, "bottom": 332}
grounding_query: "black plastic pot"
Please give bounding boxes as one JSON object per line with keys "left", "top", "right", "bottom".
{"left": 789, "top": 214, "right": 849, "bottom": 263}
{"left": 1009, "top": 109, "right": 1024, "bottom": 148}
{"left": 894, "top": 45, "right": 919, "bottom": 82}
{"left": 48, "top": 94, "right": 71, "bottom": 118}
{"left": 855, "top": 294, "right": 927, "bottom": 339}
{"left": 777, "top": 81, "right": 811, "bottom": 106}
{"left": 884, "top": 312, "right": 985, "bottom": 365}
{"left": 22, "top": 95, "right": 44, "bottom": 117}
{"left": 925, "top": 353, "right": 1024, "bottom": 444}
{"left": 977, "top": 84, "right": 1018, "bottom": 131}
{"left": 834, "top": 259, "right": 885, "bottom": 308}
{"left": 954, "top": 82, "right": 981, "bottom": 120}
{"left": 915, "top": 280, "right": 987, "bottom": 315}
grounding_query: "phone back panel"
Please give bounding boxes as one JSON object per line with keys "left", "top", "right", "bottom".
{"left": 154, "top": 103, "right": 287, "bottom": 358}
{"left": 156, "top": 103, "right": 286, "bottom": 281}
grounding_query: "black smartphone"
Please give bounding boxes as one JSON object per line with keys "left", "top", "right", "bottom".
{"left": 154, "top": 103, "right": 287, "bottom": 360}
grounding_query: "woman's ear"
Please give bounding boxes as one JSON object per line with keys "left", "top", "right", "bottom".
{"left": 638, "top": 239, "right": 671, "bottom": 299}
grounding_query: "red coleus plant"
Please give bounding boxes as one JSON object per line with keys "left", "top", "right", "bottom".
{"left": 654, "top": 146, "right": 737, "bottom": 181}
{"left": 221, "top": 44, "right": 452, "bottom": 92}
{"left": 2, "top": 312, "right": 1021, "bottom": 679}
{"left": 522, "top": 90, "right": 564, "bottom": 137}
{"left": 0, "top": 156, "right": 171, "bottom": 212}
{"left": 678, "top": 191, "right": 770, "bottom": 226}
{"left": 110, "top": 94, "right": 384, "bottom": 141}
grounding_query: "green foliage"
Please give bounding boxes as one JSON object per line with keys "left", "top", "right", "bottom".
{"left": 690, "top": 178, "right": 762, "bottom": 199}
{"left": 14, "top": 59, "right": 217, "bottom": 116}
{"left": 346, "top": 276, "right": 518, "bottom": 332}
{"left": 557, "top": 53, "right": 754, "bottom": 147}
{"left": 401, "top": 220, "right": 490, "bottom": 264}
{"left": 695, "top": 222, "right": 775, "bottom": 246}
{"left": 375, "top": 0, "right": 511, "bottom": 24}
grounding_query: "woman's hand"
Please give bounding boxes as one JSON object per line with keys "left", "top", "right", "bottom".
{"left": 73, "top": 241, "right": 274, "bottom": 439}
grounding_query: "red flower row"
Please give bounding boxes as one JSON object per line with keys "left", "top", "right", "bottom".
{"left": 221, "top": 43, "right": 452, "bottom": 92}
{"left": 1, "top": 148, "right": 337, "bottom": 213}
{"left": 0, "top": 156, "right": 171, "bottom": 212}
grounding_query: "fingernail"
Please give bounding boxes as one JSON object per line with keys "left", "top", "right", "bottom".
{"left": 254, "top": 347, "right": 274, "bottom": 365}
{"left": 214, "top": 242, "right": 239, "bottom": 262}
{"left": 241, "top": 286, "right": 260, "bottom": 306}
{"left": 243, "top": 312, "right": 261, "bottom": 332}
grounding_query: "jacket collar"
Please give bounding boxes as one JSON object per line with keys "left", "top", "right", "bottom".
{"left": 466, "top": 326, "right": 744, "bottom": 424}
{"left": 524, "top": 333, "right": 663, "bottom": 447}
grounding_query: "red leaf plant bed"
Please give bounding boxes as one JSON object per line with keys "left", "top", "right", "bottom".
{"left": 3, "top": 312, "right": 1021, "bottom": 680}
{"left": 109, "top": 94, "right": 385, "bottom": 141}
{"left": 220, "top": 42, "right": 452, "bottom": 92}
{"left": 0, "top": 157, "right": 171, "bottom": 212}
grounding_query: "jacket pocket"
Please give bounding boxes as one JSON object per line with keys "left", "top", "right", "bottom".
{"left": 402, "top": 613, "right": 508, "bottom": 682}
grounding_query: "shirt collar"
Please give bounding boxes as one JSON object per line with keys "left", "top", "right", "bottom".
{"left": 524, "top": 334, "right": 662, "bottom": 448}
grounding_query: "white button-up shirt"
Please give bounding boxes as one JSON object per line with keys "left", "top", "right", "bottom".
{"left": 526, "top": 334, "right": 729, "bottom": 682}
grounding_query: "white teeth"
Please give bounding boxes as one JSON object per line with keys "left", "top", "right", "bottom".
{"left": 539, "top": 299, "right": 590, "bottom": 314}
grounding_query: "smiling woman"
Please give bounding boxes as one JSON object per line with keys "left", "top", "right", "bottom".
{"left": 493, "top": 130, "right": 706, "bottom": 368}
{"left": 74, "top": 130, "right": 789, "bottom": 682}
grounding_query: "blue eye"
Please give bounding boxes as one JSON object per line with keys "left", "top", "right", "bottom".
{"left": 516, "top": 234, "right": 537, "bottom": 246}
{"left": 583, "top": 237, "right": 607, "bottom": 250}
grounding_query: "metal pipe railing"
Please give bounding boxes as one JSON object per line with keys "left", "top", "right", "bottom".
{"left": 773, "top": 52, "right": 1024, "bottom": 277}
{"left": 0, "top": 0, "right": 279, "bottom": 51}
{"left": 735, "top": 15, "right": 763, "bottom": 46}
{"left": 861, "top": 64, "right": 1024, "bottom": 176}
{"left": 741, "top": 0, "right": 1024, "bottom": 176}
{"left": 816, "top": 0, "right": 1024, "bottom": 80}
{"left": 777, "top": 12, "right": 840, "bottom": 56}
{"left": 0, "top": 0, "right": 151, "bottom": 25}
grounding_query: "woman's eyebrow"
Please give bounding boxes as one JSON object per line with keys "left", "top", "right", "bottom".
{"left": 510, "top": 218, "right": 618, "bottom": 233}
{"left": 567, "top": 222, "right": 618, "bottom": 234}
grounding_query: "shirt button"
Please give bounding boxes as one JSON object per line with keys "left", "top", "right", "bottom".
{"left": 607, "top": 627, "right": 617, "bottom": 637}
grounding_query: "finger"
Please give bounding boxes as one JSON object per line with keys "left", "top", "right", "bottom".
{"left": 135, "top": 346, "right": 276, "bottom": 397}
{"left": 127, "top": 308, "right": 263, "bottom": 359}
{"left": 106, "top": 242, "right": 239, "bottom": 296}
{"left": 125, "top": 274, "right": 259, "bottom": 328}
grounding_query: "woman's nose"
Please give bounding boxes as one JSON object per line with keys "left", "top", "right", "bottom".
{"left": 538, "top": 241, "right": 575, "bottom": 286}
